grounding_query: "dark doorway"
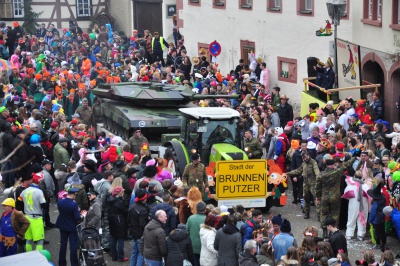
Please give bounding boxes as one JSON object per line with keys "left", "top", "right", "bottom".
{"left": 391, "top": 68, "right": 400, "bottom": 123}
{"left": 361, "top": 60, "right": 384, "bottom": 99}
{"left": 133, "top": 0, "right": 163, "bottom": 36}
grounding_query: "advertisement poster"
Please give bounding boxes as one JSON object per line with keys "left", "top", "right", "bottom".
{"left": 336, "top": 38, "right": 361, "bottom": 100}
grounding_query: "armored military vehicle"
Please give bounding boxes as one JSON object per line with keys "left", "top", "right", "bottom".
{"left": 92, "top": 82, "right": 236, "bottom": 140}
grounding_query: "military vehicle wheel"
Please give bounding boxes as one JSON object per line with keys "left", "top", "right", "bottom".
{"left": 165, "top": 145, "right": 183, "bottom": 178}
{"left": 123, "top": 128, "right": 130, "bottom": 140}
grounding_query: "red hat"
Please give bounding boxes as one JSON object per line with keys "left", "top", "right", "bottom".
{"left": 335, "top": 142, "right": 345, "bottom": 152}
{"left": 32, "top": 173, "right": 44, "bottom": 184}
{"left": 71, "top": 119, "right": 78, "bottom": 125}
{"left": 78, "top": 131, "right": 87, "bottom": 137}
{"left": 287, "top": 121, "right": 293, "bottom": 127}
{"left": 35, "top": 74, "right": 43, "bottom": 80}
{"left": 50, "top": 121, "right": 59, "bottom": 128}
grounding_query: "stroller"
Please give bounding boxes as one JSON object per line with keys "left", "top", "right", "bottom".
{"left": 77, "top": 224, "right": 106, "bottom": 266}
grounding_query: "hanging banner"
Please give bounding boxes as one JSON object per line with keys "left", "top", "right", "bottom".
{"left": 336, "top": 38, "right": 362, "bottom": 100}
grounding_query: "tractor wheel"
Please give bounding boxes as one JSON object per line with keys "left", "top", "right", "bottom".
{"left": 165, "top": 145, "right": 182, "bottom": 178}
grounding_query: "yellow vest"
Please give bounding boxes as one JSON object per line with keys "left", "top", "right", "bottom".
{"left": 151, "top": 36, "right": 165, "bottom": 51}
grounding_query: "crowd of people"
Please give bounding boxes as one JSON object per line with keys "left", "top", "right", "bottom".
{"left": 0, "top": 17, "right": 399, "bottom": 266}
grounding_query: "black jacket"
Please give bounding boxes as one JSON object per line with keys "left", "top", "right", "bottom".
{"left": 28, "top": 145, "right": 44, "bottom": 165}
{"left": 128, "top": 201, "right": 149, "bottom": 240}
{"left": 328, "top": 230, "right": 348, "bottom": 257}
{"left": 81, "top": 171, "right": 102, "bottom": 193}
{"left": 12, "top": 136, "right": 30, "bottom": 176}
{"left": 166, "top": 227, "right": 194, "bottom": 266}
{"left": 107, "top": 195, "right": 128, "bottom": 238}
{"left": 277, "top": 104, "right": 294, "bottom": 128}
{"left": 290, "top": 149, "right": 303, "bottom": 171}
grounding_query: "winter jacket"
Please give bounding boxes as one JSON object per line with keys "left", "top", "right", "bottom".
{"left": 186, "top": 213, "right": 206, "bottom": 254}
{"left": 71, "top": 183, "right": 89, "bottom": 211}
{"left": 82, "top": 171, "right": 102, "bottom": 193}
{"left": 241, "top": 219, "right": 260, "bottom": 247}
{"left": 166, "top": 226, "right": 194, "bottom": 266}
{"left": 28, "top": 145, "right": 44, "bottom": 165}
{"left": 113, "top": 170, "right": 132, "bottom": 206}
{"left": 140, "top": 219, "right": 168, "bottom": 261}
{"left": 53, "top": 142, "right": 70, "bottom": 170}
{"left": 11, "top": 135, "right": 30, "bottom": 174}
{"left": 84, "top": 197, "right": 102, "bottom": 230}
{"left": 42, "top": 168, "right": 55, "bottom": 198}
{"left": 214, "top": 223, "right": 242, "bottom": 266}
{"left": 128, "top": 201, "right": 149, "bottom": 240}
{"left": 94, "top": 179, "right": 112, "bottom": 213}
{"left": 107, "top": 195, "right": 128, "bottom": 238}
{"left": 277, "top": 104, "right": 294, "bottom": 128}
{"left": 150, "top": 203, "right": 177, "bottom": 236}
{"left": 239, "top": 252, "right": 259, "bottom": 266}
{"left": 257, "top": 254, "right": 276, "bottom": 266}
{"left": 372, "top": 98, "right": 384, "bottom": 120}
{"left": 368, "top": 198, "right": 386, "bottom": 225}
{"left": 199, "top": 224, "right": 218, "bottom": 266}
{"left": 270, "top": 112, "right": 280, "bottom": 128}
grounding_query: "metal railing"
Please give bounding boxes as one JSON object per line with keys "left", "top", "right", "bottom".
{"left": 302, "top": 77, "right": 381, "bottom": 102}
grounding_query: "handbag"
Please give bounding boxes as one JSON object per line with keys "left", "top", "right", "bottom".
{"left": 177, "top": 30, "right": 182, "bottom": 40}
{"left": 173, "top": 241, "right": 192, "bottom": 266}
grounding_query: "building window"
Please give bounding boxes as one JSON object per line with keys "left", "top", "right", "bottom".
{"left": 277, "top": 57, "right": 297, "bottom": 84}
{"left": 0, "top": 0, "right": 12, "bottom": 18}
{"left": 76, "top": 0, "right": 92, "bottom": 17}
{"left": 239, "top": 0, "right": 252, "bottom": 10}
{"left": 267, "top": 0, "right": 282, "bottom": 13}
{"left": 390, "top": 0, "right": 400, "bottom": 30}
{"left": 189, "top": 0, "right": 201, "bottom": 6}
{"left": 362, "top": 0, "right": 382, "bottom": 27}
{"left": 198, "top": 42, "right": 211, "bottom": 62}
{"left": 240, "top": 40, "right": 255, "bottom": 65}
{"left": 341, "top": 0, "right": 350, "bottom": 20}
{"left": 213, "top": 0, "right": 226, "bottom": 9}
{"left": 297, "top": 0, "right": 314, "bottom": 17}
{"left": 13, "top": 0, "right": 24, "bottom": 18}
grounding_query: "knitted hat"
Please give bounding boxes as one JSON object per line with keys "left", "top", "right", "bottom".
{"left": 271, "top": 214, "right": 283, "bottom": 225}
{"left": 32, "top": 172, "right": 44, "bottom": 184}
{"left": 135, "top": 188, "right": 149, "bottom": 202}
{"left": 280, "top": 219, "right": 291, "bottom": 233}
{"left": 192, "top": 153, "right": 200, "bottom": 161}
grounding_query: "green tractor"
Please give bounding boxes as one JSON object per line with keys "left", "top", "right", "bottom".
{"left": 161, "top": 107, "right": 287, "bottom": 211}
{"left": 161, "top": 107, "right": 248, "bottom": 179}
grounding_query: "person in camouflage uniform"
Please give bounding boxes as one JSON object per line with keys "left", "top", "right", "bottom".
{"left": 75, "top": 98, "right": 93, "bottom": 128}
{"left": 182, "top": 153, "right": 209, "bottom": 194}
{"left": 315, "top": 155, "right": 356, "bottom": 237}
{"left": 244, "top": 129, "right": 262, "bottom": 159}
{"left": 128, "top": 128, "right": 149, "bottom": 156}
{"left": 285, "top": 151, "right": 320, "bottom": 219}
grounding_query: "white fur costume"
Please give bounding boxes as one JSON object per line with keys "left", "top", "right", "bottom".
{"left": 341, "top": 176, "right": 370, "bottom": 239}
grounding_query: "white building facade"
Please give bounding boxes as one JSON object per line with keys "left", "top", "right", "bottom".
{"left": 177, "top": 0, "right": 353, "bottom": 111}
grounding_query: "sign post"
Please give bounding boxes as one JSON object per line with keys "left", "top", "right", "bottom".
{"left": 209, "top": 41, "right": 222, "bottom": 57}
{"left": 215, "top": 160, "right": 267, "bottom": 208}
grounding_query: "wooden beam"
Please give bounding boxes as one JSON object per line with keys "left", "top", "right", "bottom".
{"left": 328, "top": 84, "right": 381, "bottom": 92}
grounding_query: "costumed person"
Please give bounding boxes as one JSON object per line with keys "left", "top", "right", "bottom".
{"left": 187, "top": 186, "right": 203, "bottom": 215}
{"left": 19, "top": 168, "right": 47, "bottom": 252}
{"left": 324, "top": 20, "right": 332, "bottom": 35}
{"left": 341, "top": 171, "right": 369, "bottom": 241}
{"left": 0, "top": 198, "right": 30, "bottom": 257}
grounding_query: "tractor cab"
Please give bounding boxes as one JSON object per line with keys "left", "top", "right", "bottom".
{"left": 163, "top": 107, "right": 248, "bottom": 178}
{"left": 179, "top": 108, "right": 247, "bottom": 165}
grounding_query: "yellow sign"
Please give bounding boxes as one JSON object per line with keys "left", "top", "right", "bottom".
{"left": 216, "top": 160, "right": 267, "bottom": 199}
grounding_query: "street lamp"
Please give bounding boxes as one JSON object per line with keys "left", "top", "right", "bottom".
{"left": 326, "top": 0, "right": 347, "bottom": 88}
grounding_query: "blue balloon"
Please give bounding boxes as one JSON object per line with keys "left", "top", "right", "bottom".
{"left": 49, "top": 262, "right": 55, "bottom": 266}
